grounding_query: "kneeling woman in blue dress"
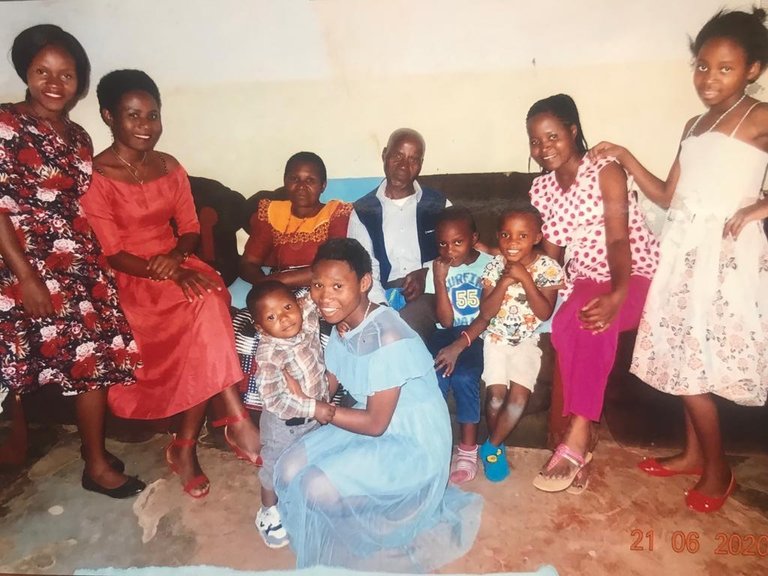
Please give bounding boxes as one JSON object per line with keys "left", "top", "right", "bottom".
{"left": 274, "top": 237, "right": 482, "bottom": 571}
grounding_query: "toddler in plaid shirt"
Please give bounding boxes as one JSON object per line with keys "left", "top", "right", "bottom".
{"left": 247, "top": 280, "right": 336, "bottom": 549}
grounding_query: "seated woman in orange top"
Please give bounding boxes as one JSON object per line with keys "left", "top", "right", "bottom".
{"left": 236, "top": 152, "right": 352, "bottom": 409}
{"left": 81, "top": 69, "right": 261, "bottom": 498}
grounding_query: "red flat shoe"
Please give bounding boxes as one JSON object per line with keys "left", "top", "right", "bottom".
{"left": 165, "top": 436, "right": 210, "bottom": 499}
{"left": 638, "top": 457, "right": 703, "bottom": 477}
{"left": 211, "top": 410, "right": 263, "bottom": 467}
{"left": 685, "top": 474, "right": 736, "bottom": 513}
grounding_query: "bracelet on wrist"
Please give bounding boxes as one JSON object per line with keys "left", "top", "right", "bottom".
{"left": 460, "top": 330, "right": 472, "bottom": 347}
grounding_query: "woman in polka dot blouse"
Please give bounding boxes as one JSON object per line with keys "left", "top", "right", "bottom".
{"left": 526, "top": 94, "right": 659, "bottom": 493}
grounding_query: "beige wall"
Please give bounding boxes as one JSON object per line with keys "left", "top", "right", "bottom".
{"left": 0, "top": 0, "right": 758, "bottom": 197}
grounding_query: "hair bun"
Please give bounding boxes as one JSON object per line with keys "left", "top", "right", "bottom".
{"left": 753, "top": 6, "right": 767, "bottom": 24}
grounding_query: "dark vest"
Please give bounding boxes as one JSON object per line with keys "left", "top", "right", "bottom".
{"left": 354, "top": 185, "right": 447, "bottom": 284}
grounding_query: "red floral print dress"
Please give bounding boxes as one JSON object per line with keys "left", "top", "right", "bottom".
{"left": 0, "top": 104, "right": 139, "bottom": 396}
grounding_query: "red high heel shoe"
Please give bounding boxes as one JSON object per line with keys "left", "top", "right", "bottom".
{"left": 211, "top": 410, "right": 262, "bottom": 467}
{"left": 165, "top": 436, "right": 210, "bottom": 499}
{"left": 685, "top": 474, "right": 736, "bottom": 513}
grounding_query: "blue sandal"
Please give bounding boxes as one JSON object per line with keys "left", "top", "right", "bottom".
{"left": 479, "top": 440, "right": 509, "bottom": 482}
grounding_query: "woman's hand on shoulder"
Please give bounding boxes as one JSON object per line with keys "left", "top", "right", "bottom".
{"left": 589, "top": 141, "right": 629, "bottom": 165}
{"left": 171, "top": 267, "right": 220, "bottom": 301}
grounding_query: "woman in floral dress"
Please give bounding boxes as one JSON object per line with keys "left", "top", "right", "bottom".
{"left": 0, "top": 25, "right": 144, "bottom": 498}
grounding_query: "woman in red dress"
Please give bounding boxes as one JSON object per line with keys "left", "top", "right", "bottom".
{"left": 0, "top": 26, "right": 144, "bottom": 498}
{"left": 81, "top": 70, "right": 261, "bottom": 498}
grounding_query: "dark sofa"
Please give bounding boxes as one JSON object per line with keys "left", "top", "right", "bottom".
{"left": 189, "top": 171, "right": 553, "bottom": 447}
{"left": 188, "top": 173, "right": 768, "bottom": 453}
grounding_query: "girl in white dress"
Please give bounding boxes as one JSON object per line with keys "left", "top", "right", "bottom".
{"left": 591, "top": 8, "right": 768, "bottom": 513}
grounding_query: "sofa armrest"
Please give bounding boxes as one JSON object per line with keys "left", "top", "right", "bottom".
{"left": 188, "top": 176, "right": 247, "bottom": 286}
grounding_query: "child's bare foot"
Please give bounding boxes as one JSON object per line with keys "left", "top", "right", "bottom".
{"left": 166, "top": 437, "right": 210, "bottom": 498}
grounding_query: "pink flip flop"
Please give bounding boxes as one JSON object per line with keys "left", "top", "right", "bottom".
{"left": 566, "top": 452, "right": 593, "bottom": 495}
{"left": 533, "top": 443, "right": 588, "bottom": 493}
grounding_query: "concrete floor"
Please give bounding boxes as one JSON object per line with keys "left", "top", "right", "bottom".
{"left": 1, "top": 416, "right": 767, "bottom": 576}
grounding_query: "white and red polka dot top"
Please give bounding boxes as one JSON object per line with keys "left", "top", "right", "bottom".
{"left": 529, "top": 156, "right": 659, "bottom": 299}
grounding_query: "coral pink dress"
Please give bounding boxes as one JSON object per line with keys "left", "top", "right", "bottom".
{"left": 82, "top": 164, "right": 243, "bottom": 419}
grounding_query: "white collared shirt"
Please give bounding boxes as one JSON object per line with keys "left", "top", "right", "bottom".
{"left": 347, "top": 179, "right": 451, "bottom": 304}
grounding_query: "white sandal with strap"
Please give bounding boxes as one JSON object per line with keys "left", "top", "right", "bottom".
{"left": 449, "top": 446, "right": 478, "bottom": 484}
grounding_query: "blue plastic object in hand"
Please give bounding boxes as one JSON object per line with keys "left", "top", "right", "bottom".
{"left": 385, "top": 287, "right": 407, "bottom": 311}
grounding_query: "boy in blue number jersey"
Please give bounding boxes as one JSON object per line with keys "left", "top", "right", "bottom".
{"left": 425, "top": 207, "right": 492, "bottom": 483}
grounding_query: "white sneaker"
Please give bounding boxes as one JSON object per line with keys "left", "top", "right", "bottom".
{"left": 255, "top": 505, "right": 290, "bottom": 549}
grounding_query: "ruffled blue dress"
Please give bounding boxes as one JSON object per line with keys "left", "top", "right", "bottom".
{"left": 274, "top": 306, "right": 482, "bottom": 571}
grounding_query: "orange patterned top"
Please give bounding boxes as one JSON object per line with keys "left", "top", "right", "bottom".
{"left": 244, "top": 199, "right": 352, "bottom": 271}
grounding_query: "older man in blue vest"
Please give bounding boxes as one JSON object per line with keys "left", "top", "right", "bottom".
{"left": 347, "top": 128, "right": 450, "bottom": 340}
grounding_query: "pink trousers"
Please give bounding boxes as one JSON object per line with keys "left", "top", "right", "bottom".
{"left": 551, "top": 275, "right": 651, "bottom": 422}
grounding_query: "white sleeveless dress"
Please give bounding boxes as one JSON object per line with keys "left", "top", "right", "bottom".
{"left": 631, "top": 105, "right": 768, "bottom": 406}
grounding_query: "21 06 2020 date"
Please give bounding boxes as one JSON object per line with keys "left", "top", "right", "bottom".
{"left": 630, "top": 529, "right": 768, "bottom": 556}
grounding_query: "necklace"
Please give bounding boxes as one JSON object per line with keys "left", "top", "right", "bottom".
{"left": 689, "top": 93, "right": 746, "bottom": 136}
{"left": 111, "top": 147, "right": 148, "bottom": 185}
{"left": 351, "top": 301, "right": 373, "bottom": 343}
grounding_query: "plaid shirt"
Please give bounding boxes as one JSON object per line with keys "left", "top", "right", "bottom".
{"left": 255, "top": 297, "right": 329, "bottom": 420}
